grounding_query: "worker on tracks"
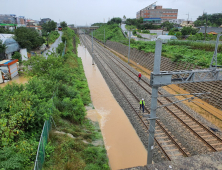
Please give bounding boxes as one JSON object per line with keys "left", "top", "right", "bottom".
{"left": 140, "top": 98, "right": 145, "bottom": 113}
{"left": 138, "top": 72, "right": 142, "bottom": 82}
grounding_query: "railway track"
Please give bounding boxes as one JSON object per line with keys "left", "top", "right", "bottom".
{"left": 104, "top": 40, "right": 222, "bottom": 111}
{"left": 80, "top": 35, "right": 189, "bottom": 161}
{"left": 80, "top": 34, "right": 222, "bottom": 160}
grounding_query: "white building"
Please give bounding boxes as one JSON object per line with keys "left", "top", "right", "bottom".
{"left": 169, "top": 19, "right": 185, "bottom": 25}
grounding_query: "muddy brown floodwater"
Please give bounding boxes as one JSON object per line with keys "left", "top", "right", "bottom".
{"left": 0, "top": 75, "right": 28, "bottom": 88}
{"left": 78, "top": 44, "right": 147, "bottom": 169}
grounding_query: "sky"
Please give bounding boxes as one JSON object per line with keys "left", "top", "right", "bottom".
{"left": 1, "top": 0, "right": 222, "bottom": 26}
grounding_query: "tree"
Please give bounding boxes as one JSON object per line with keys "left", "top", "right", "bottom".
{"left": 181, "top": 26, "right": 198, "bottom": 36}
{"left": 14, "top": 27, "right": 45, "bottom": 51}
{"left": 123, "top": 15, "right": 126, "bottom": 19}
{"left": 0, "top": 40, "right": 6, "bottom": 54}
{"left": 42, "top": 20, "right": 57, "bottom": 33}
{"left": 194, "top": 13, "right": 222, "bottom": 27}
{"left": 60, "top": 21, "right": 68, "bottom": 28}
{"left": 161, "top": 21, "right": 174, "bottom": 31}
{"left": 176, "top": 32, "right": 182, "bottom": 39}
{"left": 107, "top": 17, "right": 122, "bottom": 25}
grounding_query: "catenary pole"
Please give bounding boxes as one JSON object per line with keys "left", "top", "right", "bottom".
{"left": 128, "top": 30, "right": 131, "bottom": 64}
{"left": 204, "top": 13, "right": 208, "bottom": 41}
{"left": 104, "top": 29, "right": 105, "bottom": 44}
{"left": 147, "top": 40, "right": 162, "bottom": 164}
{"left": 92, "top": 30, "right": 94, "bottom": 65}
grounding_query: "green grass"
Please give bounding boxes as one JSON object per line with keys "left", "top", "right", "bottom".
{"left": 93, "top": 24, "right": 127, "bottom": 43}
{"left": 130, "top": 40, "right": 222, "bottom": 68}
{"left": 43, "top": 116, "right": 109, "bottom": 170}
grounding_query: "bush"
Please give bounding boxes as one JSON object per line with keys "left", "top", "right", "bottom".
{"left": 48, "top": 31, "right": 60, "bottom": 44}
{"left": 12, "top": 51, "right": 22, "bottom": 62}
{"left": 57, "top": 42, "right": 65, "bottom": 55}
{"left": 142, "top": 30, "right": 150, "bottom": 34}
{"left": 137, "top": 34, "right": 142, "bottom": 38}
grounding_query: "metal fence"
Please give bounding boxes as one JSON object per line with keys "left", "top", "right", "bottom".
{"left": 62, "top": 41, "right": 66, "bottom": 56}
{"left": 34, "top": 89, "right": 57, "bottom": 170}
{"left": 34, "top": 118, "right": 52, "bottom": 170}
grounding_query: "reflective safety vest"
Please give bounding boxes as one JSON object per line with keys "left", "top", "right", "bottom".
{"left": 140, "top": 100, "right": 145, "bottom": 106}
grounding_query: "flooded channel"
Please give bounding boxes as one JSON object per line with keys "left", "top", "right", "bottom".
{"left": 0, "top": 75, "right": 28, "bottom": 88}
{"left": 78, "top": 44, "right": 147, "bottom": 169}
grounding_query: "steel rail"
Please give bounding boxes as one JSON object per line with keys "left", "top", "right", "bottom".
{"left": 91, "top": 36, "right": 222, "bottom": 152}
{"left": 81, "top": 35, "right": 189, "bottom": 159}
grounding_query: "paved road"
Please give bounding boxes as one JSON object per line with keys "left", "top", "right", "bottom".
{"left": 121, "top": 24, "right": 127, "bottom": 32}
{"left": 43, "top": 31, "right": 63, "bottom": 58}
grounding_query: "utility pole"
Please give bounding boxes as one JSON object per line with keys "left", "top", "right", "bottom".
{"left": 147, "top": 34, "right": 222, "bottom": 164}
{"left": 147, "top": 40, "right": 162, "bottom": 164}
{"left": 204, "top": 12, "right": 208, "bottom": 41}
{"left": 186, "top": 13, "right": 189, "bottom": 21}
{"left": 128, "top": 30, "right": 131, "bottom": 64}
{"left": 104, "top": 29, "right": 105, "bottom": 44}
{"left": 92, "top": 31, "right": 94, "bottom": 65}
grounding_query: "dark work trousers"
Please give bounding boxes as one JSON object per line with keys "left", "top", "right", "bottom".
{"left": 140, "top": 104, "right": 145, "bottom": 113}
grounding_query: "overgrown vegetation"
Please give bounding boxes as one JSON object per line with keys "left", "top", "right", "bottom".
{"left": 48, "top": 31, "right": 60, "bottom": 44}
{"left": 14, "top": 27, "right": 45, "bottom": 51}
{"left": 0, "top": 27, "right": 109, "bottom": 169}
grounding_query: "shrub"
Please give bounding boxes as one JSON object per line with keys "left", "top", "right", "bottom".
{"left": 12, "top": 51, "right": 22, "bottom": 62}
{"left": 137, "top": 34, "right": 142, "bottom": 38}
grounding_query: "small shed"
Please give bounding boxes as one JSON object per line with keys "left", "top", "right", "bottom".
{"left": 0, "top": 59, "right": 19, "bottom": 78}
{"left": 157, "top": 35, "right": 177, "bottom": 43}
{"left": 0, "top": 71, "right": 3, "bottom": 84}
{"left": 0, "top": 34, "right": 20, "bottom": 59}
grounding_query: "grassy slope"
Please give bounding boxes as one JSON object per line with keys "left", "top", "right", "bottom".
{"left": 42, "top": 28, "right": 110, "bottom": 170}
{"left": 130, "top": 41, "right": 222, "bottom": 68}
{"left": 0, "top": 27, "right": 109, "bottom": 170}
{"left": 93, "top": 24, "right": 127, "bottom": 43}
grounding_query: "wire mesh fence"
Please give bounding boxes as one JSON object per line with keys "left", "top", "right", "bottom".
{"left": 62, "top": 41, "right": 66, "bottom": 56}
{"left": 34, "top": 88, "right": 58, "bottom": 170}
{"left": 34, "top": 119, "right": 51, "bottom": 170}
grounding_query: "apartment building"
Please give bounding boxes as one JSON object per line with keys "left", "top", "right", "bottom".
{"left": 0, "top": 14, "right": 17, "bottom": 24}
{"left": 136, "top": 2, "right": 178, "bottom": 23}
